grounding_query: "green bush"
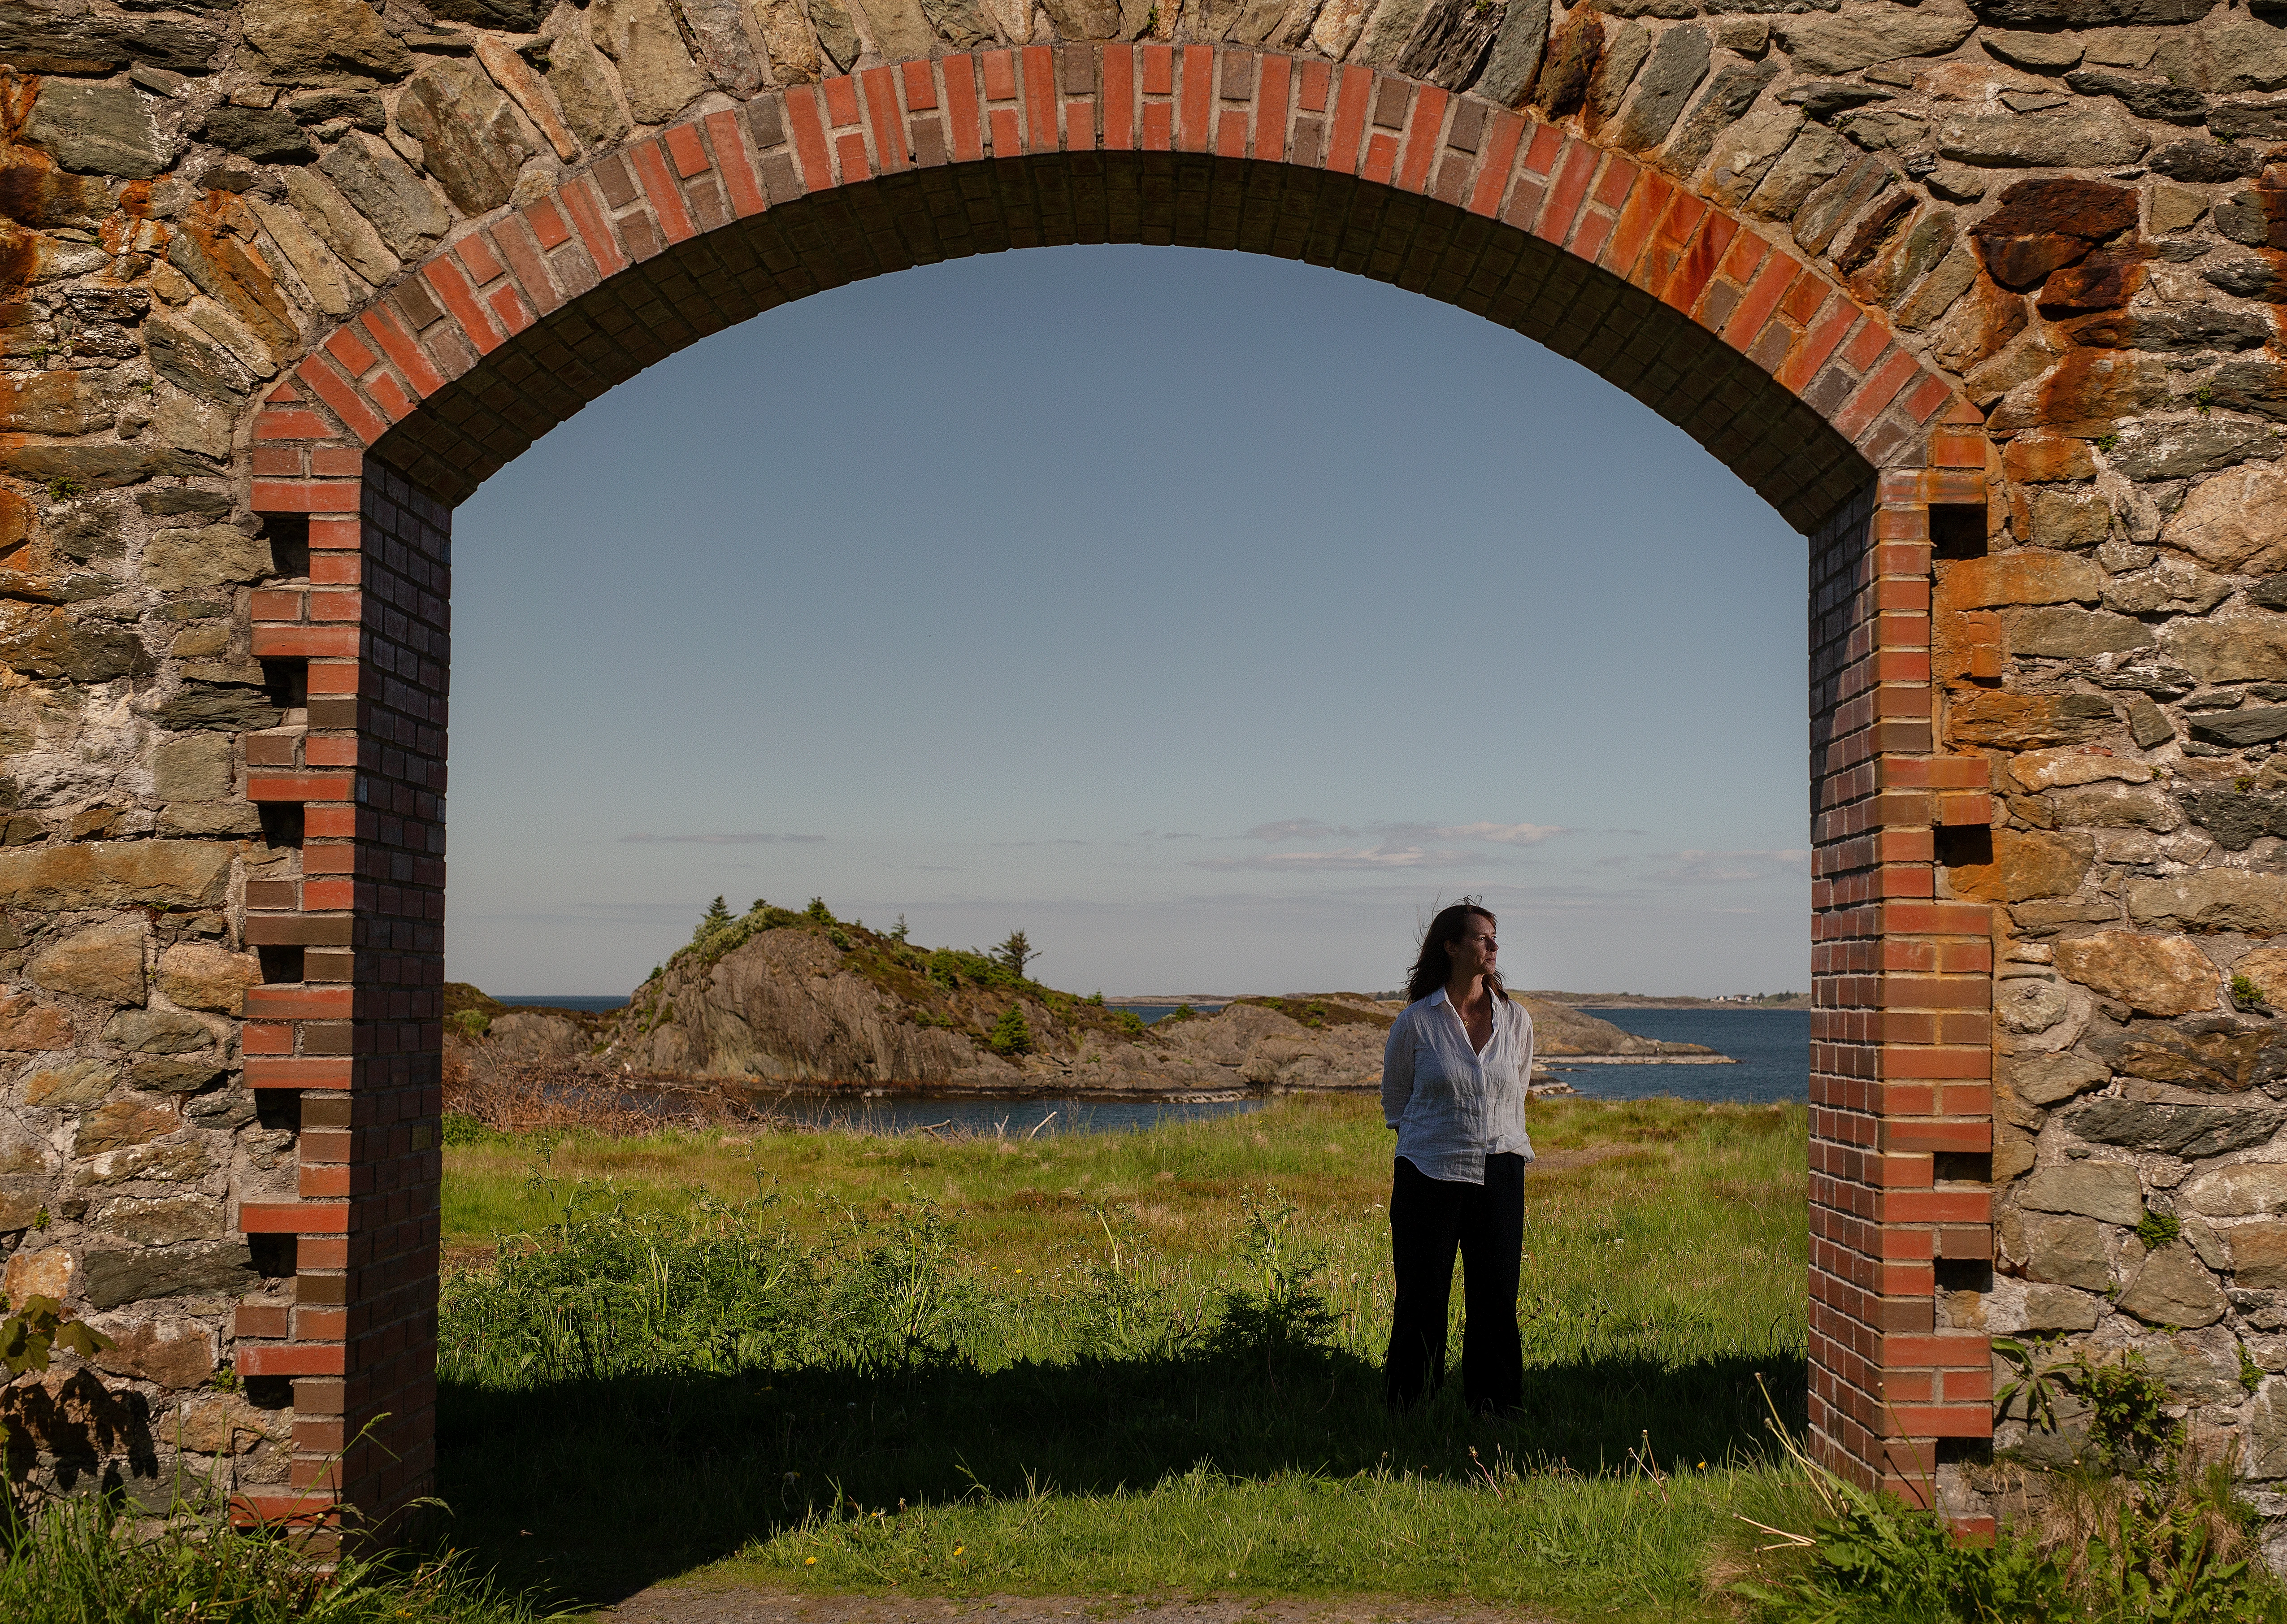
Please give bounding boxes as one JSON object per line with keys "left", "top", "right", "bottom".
{"left": 988, "top": 1008, "right": 1033, "bottom": 1056}
{"left": 1113, "top": 1009, "right": 1146, "bottom": 1037}
{"left": 442, "top": 1112, "right": 496, "bottom": 1146}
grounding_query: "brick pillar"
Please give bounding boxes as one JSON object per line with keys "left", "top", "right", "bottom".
{"left": 236, "top": 457, "right": 448, "bottom": 1536}
{"left": 1807, "top": 432, "right": 1996, "bottom": 1516}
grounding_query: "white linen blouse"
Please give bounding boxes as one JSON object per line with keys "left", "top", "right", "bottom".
{"left": 1380, "top": 987, "right": 1535, "bottom": 1185}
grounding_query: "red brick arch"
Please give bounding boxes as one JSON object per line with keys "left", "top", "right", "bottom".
{"left": 233, "top": 43, "right": 1993, "bottom": 1533}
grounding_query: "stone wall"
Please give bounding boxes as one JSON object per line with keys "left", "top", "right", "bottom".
{"left": 4, "top": 0, "right": 2287, "bottom": 1554}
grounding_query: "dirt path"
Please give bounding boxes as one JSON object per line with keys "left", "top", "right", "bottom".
{"left": 595, "top": 1589, "right": 1562, "bottom": 1624}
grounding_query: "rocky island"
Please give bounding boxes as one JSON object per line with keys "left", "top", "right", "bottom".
{"left": 448, "top": 898, "right": 1729, "bottom": 1102}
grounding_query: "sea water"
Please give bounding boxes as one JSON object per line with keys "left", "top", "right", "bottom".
{"left": 1549, "top": 1007, "right": 1810, "bottom": 1105}
{"left": 485, "top": 996, "right": 1810, "bottom": 1129}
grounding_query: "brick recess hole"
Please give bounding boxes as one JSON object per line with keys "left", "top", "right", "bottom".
{"left": 257, "top": 802, "right": 304, "bottom": 851}
{"left": 1935, "top": 1151, "right": 1992, "bottom": 1184}
{"left": 261, "top": 657, "right": 308, "bottom": 714}
{"left": 255, "top": 944, "right": 304, "bottom": 986}
{"left": 262, "top": 513, "right": 310, "bottom": 580}
{"left": 256, "top": 1089, "right": 302, "bottom": 1133}
{"left": 1934, "top": 825, "right": 1992, "bottom": 869}
{"left": 1934, "top": 1257, "right": 1993, "bottom": 1293}
{"left": 1929, "top": 503, "right": 1987, "bottom": 560}
{"left": 243, "top": 1376, "right": 295, "bottom": 1410}
{"left": 247, "top": 1233, "right": 296, "bottom": 1279}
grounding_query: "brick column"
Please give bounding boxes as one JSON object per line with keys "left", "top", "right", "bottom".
{"left": 235, "top": 445, "right": 448, "bottom": 1536}
{"left": 1807, "top": 421, "right": 1996, "bottom": 1515}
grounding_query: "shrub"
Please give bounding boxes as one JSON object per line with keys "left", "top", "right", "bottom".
{"left": 693, "top": 895, "right": 734, "bottom": 942}
{"left": 441, "top": 1111, "right": 495, "bottom": 1145}
{"left": 1113, "top": 1009, "right": 1146, "bottom": 1037}
{"left": 988, "top": 1007, "right": 1033, "bottom": 1056}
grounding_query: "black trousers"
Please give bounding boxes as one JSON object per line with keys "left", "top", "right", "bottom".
{"left": 1383, "top": 1152, "right": 1525, "bottom": 1415}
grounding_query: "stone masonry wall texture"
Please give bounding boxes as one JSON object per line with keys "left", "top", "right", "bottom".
{"left": 2, "top": 0, "right": 2287, "bottom": 1559}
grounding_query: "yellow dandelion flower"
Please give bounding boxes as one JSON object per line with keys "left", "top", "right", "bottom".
{"left": 805, "top": 1557, "right": 818, "bottom": 1566}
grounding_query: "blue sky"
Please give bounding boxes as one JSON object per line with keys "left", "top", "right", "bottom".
{"left": 447, "top": 244, "right": 1809, "bottom": 998}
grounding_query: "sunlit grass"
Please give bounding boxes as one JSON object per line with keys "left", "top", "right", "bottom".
{"left": 438, "top": 1094, "right": 1811, "bottom": 1619}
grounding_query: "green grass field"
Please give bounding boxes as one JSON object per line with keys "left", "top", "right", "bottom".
{"left": 434, "top": 1094, "right": 1823, "bottom": 1617}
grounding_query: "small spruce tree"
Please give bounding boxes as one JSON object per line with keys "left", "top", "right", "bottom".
{"left": 693, "top": 895, "right": 733, "bottom": 942}
{"left": 995, "top": 929, "right": 1037, "bottom": 981}
{"left": 989, "top": 1007, "right": 1033, "bottom": 1056}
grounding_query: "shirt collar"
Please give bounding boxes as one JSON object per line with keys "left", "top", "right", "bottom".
{"left": 1428, "top": 988, "right": 1451, "bottom": 1007}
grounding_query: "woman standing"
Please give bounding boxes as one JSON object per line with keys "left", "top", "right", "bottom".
{"left": 1380, "top": 900, "right": 1535, "bottom": 1416}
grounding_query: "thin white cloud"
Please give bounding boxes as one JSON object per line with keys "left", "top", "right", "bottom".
{"left": 1244, "top": 817, "right": 1565, "bottom": 847}
{"left": 1193, "top": 845, "right": 1480, "bottom": 872}
{"left": 1641, "top": 849, "right": 1810, "bottom": 886}
{"left": 1426, "top": 821, "right": 1567, "bottom": 846}
{"left": 1244, "top": 818, "right": 1355, "bottom": 842}
{"left": 617, "top": 832, "right": 825, "bottom": 844}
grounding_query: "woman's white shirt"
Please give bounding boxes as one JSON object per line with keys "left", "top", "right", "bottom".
{"left": 1380, "top": 989, "right": 1535, "bottom": 1185}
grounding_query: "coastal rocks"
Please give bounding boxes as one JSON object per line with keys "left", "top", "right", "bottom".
{"left": 486, "top": 1010, "right": 585, "bottom": 1059}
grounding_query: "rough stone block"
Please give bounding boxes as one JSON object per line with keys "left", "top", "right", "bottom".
{"left": 29, "top": 920, "right": 147, "bottom": 1007}
{"left": 2018, "top": 1159, "right": 2146, "bottom": 1225}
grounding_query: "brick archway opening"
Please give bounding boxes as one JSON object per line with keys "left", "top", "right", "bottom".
{"left": 233, "top": 45, "right": 1991, "bottom": 1536}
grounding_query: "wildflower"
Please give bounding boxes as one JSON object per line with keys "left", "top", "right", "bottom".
{"left": 805, "top": 1557, "right": 818, "bottom": 1566}
{"left": 954, "top": 1546, "right": 964, "bottom": 1556}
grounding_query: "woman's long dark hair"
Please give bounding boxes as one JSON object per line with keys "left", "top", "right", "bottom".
{"left": 1405, "top": 902, "right": 1507, "bottom": 1004}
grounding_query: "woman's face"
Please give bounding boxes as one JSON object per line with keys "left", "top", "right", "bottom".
{"left": 1448, "top": 916, "right": 1497, "bottom": 983}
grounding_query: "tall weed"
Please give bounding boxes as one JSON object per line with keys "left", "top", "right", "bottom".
{"left": 0, "top": 1490, "right": 545, "bottom": 1624}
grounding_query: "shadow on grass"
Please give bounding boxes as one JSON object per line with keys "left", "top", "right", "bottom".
{"left": 434, "top": 1345, "right": 1807, "bottom": 1604}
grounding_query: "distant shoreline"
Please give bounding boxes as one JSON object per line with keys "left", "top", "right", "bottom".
{"left": 490, "top": 991, "right": 1810, "bottom": 1012}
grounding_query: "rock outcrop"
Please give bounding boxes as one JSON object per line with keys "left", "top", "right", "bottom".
{"left": 455, "top": 912, "right": 1724, "bottom": 1094}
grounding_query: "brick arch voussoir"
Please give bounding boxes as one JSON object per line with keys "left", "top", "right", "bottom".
{"left": 247, "top": 44, "right": 1972, "bottom": 535}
